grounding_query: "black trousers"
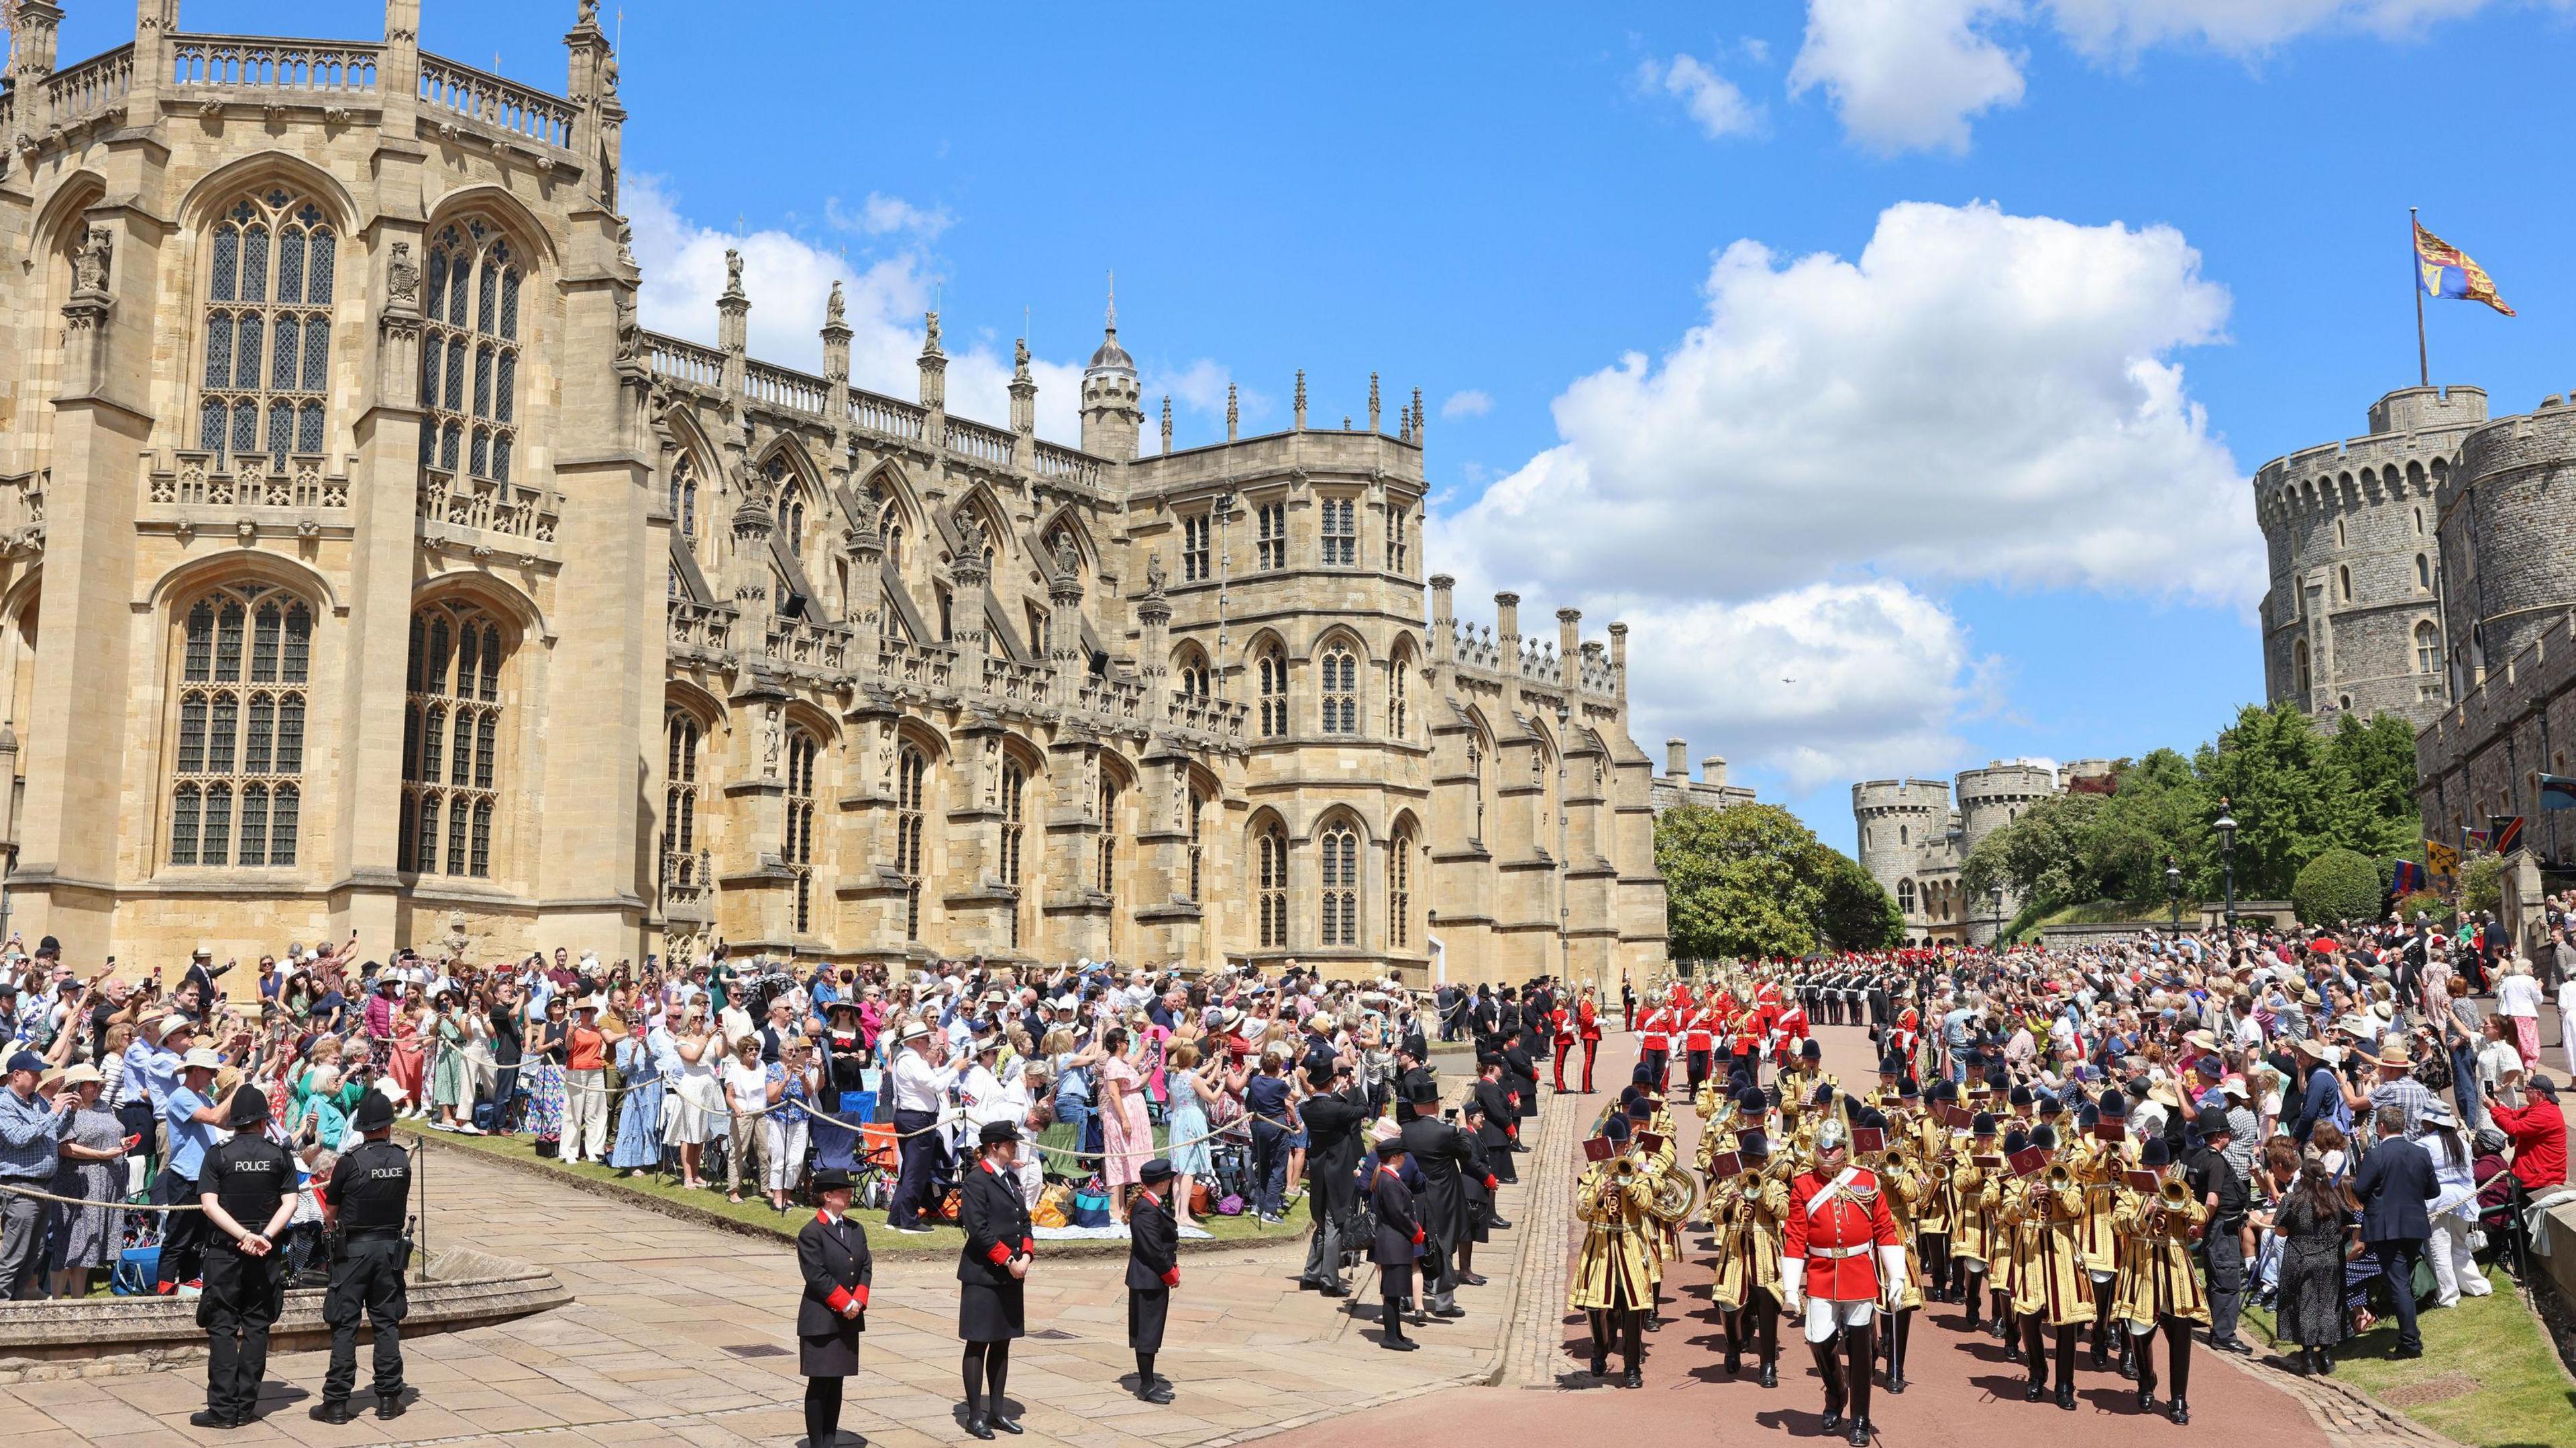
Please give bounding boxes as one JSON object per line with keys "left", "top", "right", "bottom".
{"left": 890, "top": 1109, "right": 941, "bottom": 1227}
{"left": 199, "top": 1244, "right": 284, "bottom": 1421}
{"left": 1640, "top": 1048, "right": 1669, "bottom": 1091}
{"left": 804, "top": 1377, "right": 843, "bottom": 1447}
{"left": 1589, "top": 1307, "right": 1643, "bottom": 1373}
{"left": 155, "top": 1168, "right": 205, "bottom": 1286}
{"left": 2020, "top": 1314, "right": 2076, "bottom": 1390}
{"left": 1686, "top": 1050, "right": 1713, "bottom": 1091}
{"left": 321, "top": 1235, "right": 408, "bottom": 1406}
{"left": 1725, "top": 1287, "right": 1781, "bottom": 1363}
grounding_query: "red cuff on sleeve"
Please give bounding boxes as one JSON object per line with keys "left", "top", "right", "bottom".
{"left": 1485, "top": 1175, "right": 1499, "bottom": 1192}
{"left": 1506, "top": 1123, "right": 1519, "bottom": 1137}
{"left": 1161, "top": 1267, "right": 1179, "bottom": 1288}
{"left": 1020, "top": 1235, "right": 1035, "bottom": 1256}
{"left": 853, "top": 1284, "right": 869, "bottom": 1308}
{"left": 1412, "top": 1226, "right": 1426, "bottom": 1245}
{"left": 987, "top": 1242, "right": 1013, "bottom": 1266}
{"left": 824, "top": 1286, "right": 855, "bottom": 1313}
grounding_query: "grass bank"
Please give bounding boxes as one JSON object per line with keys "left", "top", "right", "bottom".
{"left": 2243, "top": 1264, "right": 2576, "bottom": 1448}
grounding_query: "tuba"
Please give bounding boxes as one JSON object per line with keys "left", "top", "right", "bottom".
{"left": 1646, "top": 1160, "right": 1700, "bottom": 1227}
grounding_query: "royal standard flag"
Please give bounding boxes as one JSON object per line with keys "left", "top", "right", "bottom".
{"left": 2416, "top": 220, "right": 2515, "bottom": 316}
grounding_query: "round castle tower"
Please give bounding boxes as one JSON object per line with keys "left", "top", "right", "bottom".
{"left": 2441, "top": 396, "right": 2576, "bottom": 695}
{"left": 1956, "top": 760, "right": 2056, "bottom": 853}
{"left": 2254, "top": 385, "right": 2481, "bottom": 729}
{"left": 1079, "top": 289, "right": 1143, "bottom": 462}
{"left": 1852, "top": 778, "right": 1953, "bottom": 895}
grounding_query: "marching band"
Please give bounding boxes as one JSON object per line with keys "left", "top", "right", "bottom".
{"left": 1571, "top": 967, "right": 2216, "bottom": 1433}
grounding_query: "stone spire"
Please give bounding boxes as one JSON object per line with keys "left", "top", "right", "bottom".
{"left": 917, "top": 309, "right": 947, "bottom": 409}
{"left": 1411, "top": 386, "right": 1424, "bottom": 447}
{"left": 1226, "top": 383, "right": 1238, "bottom": 442}
{"left": 1293, "top": 370, "right": 1306, "bottom": 431}
{"left": 1369, "top": 372, "right": 1381, "bottom": 433}
{"left": 1160, "top": 395, "right": 1173, "bottom": 455}
{"left": 1008, "top": 337, "right": 1036, "bottom": 436}
{"left": 1079, "top": 276, "right": 1142, "bottom": 461}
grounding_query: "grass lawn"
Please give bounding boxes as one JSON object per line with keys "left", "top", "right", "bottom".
{"left": 404, "top": 1124, "right": 1313, "bottom": 1254}
{"left": 2243, "top": 1264, "right": 2576, "bottom": 1448}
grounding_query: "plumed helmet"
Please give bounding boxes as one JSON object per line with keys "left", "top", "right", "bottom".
{"left": 1815, "top": 1116, "right": 1849, "bottom": 1154}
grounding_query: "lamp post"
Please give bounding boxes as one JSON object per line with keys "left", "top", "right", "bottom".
{"left": 2165, "top": 855, "right": 2183, "bottom": 937}
{"left": 1988, "top": 885, "right": 2004, "bottom": 948}
{"left": 2213, "top": 799, "right": 2239, "bottom": 936}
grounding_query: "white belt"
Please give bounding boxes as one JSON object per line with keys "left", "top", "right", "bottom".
{"left": 1813, "top": 1243, "right": 1872, "bottom": 1259}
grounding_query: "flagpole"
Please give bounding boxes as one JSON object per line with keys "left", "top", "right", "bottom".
{"left": 2411, "top": 206, "right": 2429, "bottom": 388}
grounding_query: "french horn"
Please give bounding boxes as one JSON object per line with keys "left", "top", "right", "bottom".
{"left": 1645, "top": 1161, "right": 1700, "bottom": 1227}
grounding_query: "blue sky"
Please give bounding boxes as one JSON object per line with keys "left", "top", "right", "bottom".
{"left": 70, "top": 1, "right": 2576, "bottom": 850}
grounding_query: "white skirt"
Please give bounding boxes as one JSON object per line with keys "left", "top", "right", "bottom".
{"left": 665, "top": 1074, "right": 723, "bottom": 1146}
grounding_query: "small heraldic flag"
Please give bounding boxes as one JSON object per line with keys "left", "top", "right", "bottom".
{"left": 2416, "top": 220, "right": 2515, "bottom": 316}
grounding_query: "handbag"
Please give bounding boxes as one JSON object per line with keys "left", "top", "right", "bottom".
{"left": 1032, "top": 1182, "right": 1073, "bottom": 1228}
{"left": 1215, "top": 1192, "right": 1245, "bottom": 1217}
{"left": 1189, "top": 1180, "right": 1213, "bottom": 1217}
{"left": 1071, "top": 1190, "right": 1112, "bottom": 1228}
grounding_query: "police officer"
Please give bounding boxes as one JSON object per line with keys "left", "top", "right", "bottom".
{"left": 195, "top": 1086, "right": 297, "bottom": 1429}
{"left": 313, "top": 1090, "right": 413, "bottom": 1423}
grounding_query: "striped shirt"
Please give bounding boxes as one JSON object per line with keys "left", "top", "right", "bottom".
{"left": 0, "top": 1084, "right": 70, "bottom": 1181}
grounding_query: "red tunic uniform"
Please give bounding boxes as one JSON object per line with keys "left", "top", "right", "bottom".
{"left": 1782, "top": 1165, "right": 1904, "bottom": 1304}
{"left": 1681, "top": 1003, "right": 1715, "bottom": 1055}
{"left": 1637, "top": 1005, "right": 1672, "bottom": 1054}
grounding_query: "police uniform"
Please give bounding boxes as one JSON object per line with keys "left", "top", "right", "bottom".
{"left": 197, "top": 1091, "right": 295, "bottom": 1427}
{"left": 317, "top": 1094, "right": 413, "bottom": 1421}
{"left": 957, "top": 1120, "right": 1034, "bottom": 1439}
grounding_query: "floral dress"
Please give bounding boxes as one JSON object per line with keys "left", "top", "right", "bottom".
{"left": 525, "top": 1019, "right": 568, "bottom": 1141}
{"left": 610, "top": 1033, "right": 664, "bottom": 1170}
{"left": 429, "top": 1012, "right": 470, "bottom": 1113}
{"left": 47, "top": 1104, "right": 127, "bottom": 1270}
{"left": 1099, "top": 1054, "right": 1149, "bottom": 1190}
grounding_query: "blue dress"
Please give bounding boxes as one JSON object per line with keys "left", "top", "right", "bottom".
{"left": 610, "top": 1035, "right": 664, "bottom": 1170}
{"left": 1165, "top": 1071, "right": 1214, "bottom": 1178}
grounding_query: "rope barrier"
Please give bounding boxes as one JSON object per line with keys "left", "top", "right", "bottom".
{"left": 0, "top": 1180, "right": 197, "bottom": 1212}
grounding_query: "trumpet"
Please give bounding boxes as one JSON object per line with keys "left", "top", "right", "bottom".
{"left": 2045, "top": 1162, "right": 2074, "bottom": 1189}
{"left": 1927, "top": 1159, "right": 1953, "bottom": 1189}
{"left": 2139, "top": 1175, "right": 2190, "bottom": 1232}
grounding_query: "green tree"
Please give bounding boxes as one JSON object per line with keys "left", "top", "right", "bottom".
{"left": 1655, "top": 803, "right": 1886, "bottom": 960}
{"left": 1814, "top": 848, "right": 1904, "bottom": 950}
{"left": 2325, "top": 711, "right": 2420, "bottom": 859}
{"left": 2196, "top": 703, "right": 2341, "bottom": 899}
{"left": 2290, "top": 846, "right": 2382, "bottom": 925}
{"left": 2459, "top": 853, "right": 2505, "bottom": 915}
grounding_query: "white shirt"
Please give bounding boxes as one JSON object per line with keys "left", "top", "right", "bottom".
{"left": 2496, "top": 974, "right": 2542, "bottom": 1019}
{"left": 890, "top": 1046, "right": 955, "bottom": 1114}
{"left": 2559, "top": 978, "right": 2576, "bottom": 1013}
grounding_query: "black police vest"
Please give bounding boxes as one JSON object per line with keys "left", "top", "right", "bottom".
{"left": 207, "top": 1137, "right": 294, "bottom": 1232}
{"left": 332, "top": 1141, "right": 412, "bottom": 1233}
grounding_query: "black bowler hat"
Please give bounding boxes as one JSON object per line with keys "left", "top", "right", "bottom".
{"left": 811, "top": 1168, "right": 855, "bottom": 1193}
{"left": 352, "top": 1091, "right": 396, "bottom": 1133}
{"left": 1140, "top": 1158, "right": 1176, "bottom": 1185}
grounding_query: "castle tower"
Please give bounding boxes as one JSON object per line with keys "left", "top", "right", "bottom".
{"left": 1955, "top": 760, "right": 2056, "bottom": 854}
{"left": 2253, "top": 385, "right": 2481, "bottom": 728}
{"left": 1079, "top": 280, "right": 1142, "bottom": 462}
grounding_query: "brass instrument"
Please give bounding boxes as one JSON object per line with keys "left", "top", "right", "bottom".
{"left": 2045, "top": 1161, "right": 2074, "bottom": 1190}
{"left": 1927, "top": 1158, "right": 1952, "bottom": 1189}
{"left": 1646, "top": 1160, "right": 1700, "bottom": 1227}
{"left": 2139, "top": 1175, "right": 2190, "bottom": 1233}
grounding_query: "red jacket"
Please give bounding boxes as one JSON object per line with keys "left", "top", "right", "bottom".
{"left": 1638, "top": 1006, "right": 1672, "bottom": 1051}
{"left": 1577, "top": 999, "right": 1602, "bottom": 1042}
{"left": 1781, "top": 1166, "right": 1902, "bottom": 1303}
{"left": 2491, "top": 1097, "right": 2568, "bottom": 1192}
{"left": 1682, "top": 1006, "right": 1715, "bottom": 1052}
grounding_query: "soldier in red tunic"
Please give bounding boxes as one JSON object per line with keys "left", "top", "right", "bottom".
{"left": 1780, "top": 1117, "right": 1907, "bottom": 1447}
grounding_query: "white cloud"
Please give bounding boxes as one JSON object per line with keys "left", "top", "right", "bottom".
{"left": 1440, "top": 388, "right": 1494, "bottom": 421}
{"left": 1615, "top": 581, "right": 1982, "bottom": 789}
{"left": 1638, "top": 52, "right": 1766, "bottom": 140}
{"left": 1432, "top": 199, "right": 2259, "bottom": 783}
{"left": 824, "top": 191, "right": 953, "bottom": 240}
{"left": 1789, "top": 0, "right": 2026, "bottom": 154}
{"left": 1792, "top": 0, "right": 2562, "bottom": 153}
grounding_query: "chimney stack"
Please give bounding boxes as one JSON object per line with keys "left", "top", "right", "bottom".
{"left": 1666, "top": 738, "right": 1688, "bottom": 778}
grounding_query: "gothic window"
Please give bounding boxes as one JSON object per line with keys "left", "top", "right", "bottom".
{"left": 2337, "top": 565, "right": 2352, "bottom": 602}
{"left": 1467, "top": 739, "right": 1485, "bottom": 838}
{"left": 669, "top": 457, "right": 700, "bottom": 546}
{"left": 168, "top": 581, "right": 310, "bottom": 867}
{"left": 665, "top": 709, "right": 702, "bottom": 883}
{"left": 1386, "top": 506, "right": 1409, "bottom": 575}
{"left": 2416, "top": 553, "right": 2431, "bottom": 590}
{"left": 418, "top": 219, "right": 523, "bottom": 484}
{"left": 2334, "top": 519, "right": 2346, "bottom": 549}
{"left": 1256, "top": 643, "right": 1288, "bottom": 738}
{"left": 1187, "top": 789, "right": 1205, "bottom": 902}
{"left": 1096, "top": 773, "right": 1119, "bottom": 901}
{"left": 1389, "top": 828, "right": 1411, "bottom": 948}
{"left": 894, "top": 744, "right": 928, "bottom": 941}
{"left": 399, "top": 598, "right": 506, "bottom": 877}
{"left": 867, "top": 476, "right": 906, "bottom": 566}
{"left": 1387, "top": 647, "right": 1410, "bottom": 738}
{"left": 1182, "top": 513, "right": 1212, "bottom": 581}
{"left": 1319, "top": 644, "right": 1357, "bottom": 734}
{"left": 2414, "top": 506, "right": 2424, "bottom": 535}
{"left": 1319, "top": 822, "right": 1358, "bottom": 946}
{"left": 198, "top": 191, "right": 335, "bottom": 467}
{"left": 2294, "top": 638, "right": 2312, "bottom": 699}
{"left": 1256, "top": 501, "right": 1287, "bottom": 571}
{"left": 785, "top": 728, "right": 819, "bottom": 934}
{"left": 1256, "top": 822, "right": 1289, "bottom": 949}
{"left": 1897, "top": 879, "right": 1916, "bottom": 913}
{"left": 1320, "top": 497, "right": 1356, "bottom": 566}
{"left": 1898, "top": 824, "right": 1909, "bottom": 846}
{"left": 1026, "top": 603, "right": 1051, "bottom": 658}
{"left": 2416, "top": 621, "right": 2440, "bottom": 675}
{"left": 767, "top": 458, "right": 808, "bottom": 555}
{"left": 1001, "top": 762, "right": 1026, "bottom": 949}
{"left": 1175, "top": 645, "right": 1210, "bottom": 700}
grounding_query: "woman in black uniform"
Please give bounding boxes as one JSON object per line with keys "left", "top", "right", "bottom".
{"left": 794, "top": 1168, "right": 871, "bottom": 1448}
{"left": 958, "top": 1119, "right": 1034, "bottom": 1439}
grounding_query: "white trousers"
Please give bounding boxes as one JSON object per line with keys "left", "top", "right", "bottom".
{"left": 1802, "top": 1296, "right": 1878, "bottom": 1343}
{"left": 564, "top": 1068, "right": 608, "bottom": 1160}
{"left": 2562, "top": 1008, "right": 2576, "bottom": 1080}
{"left": 762, "top": 1117, "right": 810, "bottom": 1193}
{"left": 2426, "top": 1206, "right": 2489, "bottom": 1306}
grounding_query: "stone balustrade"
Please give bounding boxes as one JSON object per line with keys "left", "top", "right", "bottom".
{"left": 417, "top": 52, "right": 575, "bottom": 150}
{"left": 168, "top": 35, "right": 379, "bottom": 97}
